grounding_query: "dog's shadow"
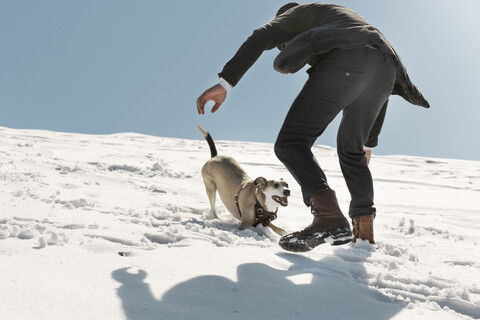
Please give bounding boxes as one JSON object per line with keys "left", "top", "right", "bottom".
{"left": 112, "top": 248, "right": 404, "bottom": 320}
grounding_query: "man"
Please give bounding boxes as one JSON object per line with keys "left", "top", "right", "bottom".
{"left": 196, "top": 3, "right": 429, "bottom": 252}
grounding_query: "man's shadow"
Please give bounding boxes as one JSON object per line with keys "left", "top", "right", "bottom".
{"left": 112, "top": 248, "right": 403, "bottom": 320}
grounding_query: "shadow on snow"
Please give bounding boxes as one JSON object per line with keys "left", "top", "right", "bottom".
{"left": 112, "top": 248, "right": 404, "bottom": 320}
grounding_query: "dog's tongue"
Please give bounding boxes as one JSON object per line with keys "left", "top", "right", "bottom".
{"left": 273, "top": 196, "right": 288, "bottom": 206}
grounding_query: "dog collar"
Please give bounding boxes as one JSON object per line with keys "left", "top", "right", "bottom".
{"left": 234, "top": 183, "right": 248, "bottom": 218}
{"left": 252, "top": 198, "right": 278, "bottom": 228}
{"left": 234, "top": 183, "right": 278, "bottom": 227}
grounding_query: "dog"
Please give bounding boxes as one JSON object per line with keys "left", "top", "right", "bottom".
{"left": 196, "top": 125, "right": 290, "bottom": 236}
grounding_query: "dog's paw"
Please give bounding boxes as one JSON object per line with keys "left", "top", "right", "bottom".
{"left": 202, "top": 210, "right": 220, "bottom": 220}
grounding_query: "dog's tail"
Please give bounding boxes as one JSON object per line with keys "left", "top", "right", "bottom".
{"left": 195, "top": 125, "right": 218, "bottom": 158}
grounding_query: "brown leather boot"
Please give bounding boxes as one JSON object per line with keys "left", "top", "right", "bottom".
{"left": 279, "top": 190, "right": 352, "bottom": 252}
{"left": 352, "top": 214, "right": 375, "bottom": 244}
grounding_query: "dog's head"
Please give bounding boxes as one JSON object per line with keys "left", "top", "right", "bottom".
{"left": 254, "top": 177, "right": 290, "bottom": 212}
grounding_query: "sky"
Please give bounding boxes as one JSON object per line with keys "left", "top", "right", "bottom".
{"left": 1, "top": 0, "right": 479, "bottom": 161}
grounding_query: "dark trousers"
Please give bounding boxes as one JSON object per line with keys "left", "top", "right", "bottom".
{"left": 274, "top": 46, "right": 396, "bottom": 218}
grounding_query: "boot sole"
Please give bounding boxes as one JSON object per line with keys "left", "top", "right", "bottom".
{"left": 278, "top": 227, "right": 352, "bottom": 253}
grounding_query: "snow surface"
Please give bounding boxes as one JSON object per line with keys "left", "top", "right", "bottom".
{"left": 1, "top": 126, "right": 479, "bottom": 320}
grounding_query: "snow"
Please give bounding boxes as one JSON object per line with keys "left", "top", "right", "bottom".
{"left": 0, "top": 126, "right": 479, "bottom": 320}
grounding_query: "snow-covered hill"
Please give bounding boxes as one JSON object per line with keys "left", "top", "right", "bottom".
{"left": 1, "top": 126, "right": 479, "bottom": 320}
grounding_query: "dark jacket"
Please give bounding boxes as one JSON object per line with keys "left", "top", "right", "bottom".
{"left": 219, "top": 3, "right": 429, "bottom": 109}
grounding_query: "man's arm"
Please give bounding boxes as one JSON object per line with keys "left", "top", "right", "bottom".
{"left": 364, "top": 99, "right": 389, "bottom": 165}
{"left": 365, "top": 100, "right": 388, "bottom": 148}
{"left": 197, "top": 5, "right": 316, "bottom": 114}
{"left": 219, "top": 5, "right": 316, "bottom": 87}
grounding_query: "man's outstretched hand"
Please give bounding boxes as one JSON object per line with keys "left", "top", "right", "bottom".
{"left": 197, "top": 84, "right": 227, "bottom": 115}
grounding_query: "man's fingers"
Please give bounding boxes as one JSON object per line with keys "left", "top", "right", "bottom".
{"left": 196, "top": 102, "right": 203, "bottom": 115}
{"left": 364, "top": 149, "right": 372, "bottom": 166}
{"left": 211, "top": 102, "right": 222, "bottom": 113}
{"left": 196, "top": 96, "right": 206, "bottom": 115}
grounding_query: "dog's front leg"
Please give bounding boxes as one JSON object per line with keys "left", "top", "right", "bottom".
{"left": 238, "top": 204, "right": 255, "bottom": 230}
{"left": 269, "top": 223, "right": 287, "bottom": 236}
{"left": 239, "top": 221, "right": 251, "bottom": 230}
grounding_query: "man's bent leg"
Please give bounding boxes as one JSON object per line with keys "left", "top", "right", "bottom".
{"left": 336, "top": 49, "right": 396, "bottom": 220}
{"left": 274, "top": 48, "right": 371, "bottom": 205}
{"left": 275, "top": 79, "right": 355, "bottom": 252}
{"left": 275, "top": 47, "right": 379, "bottom": 252}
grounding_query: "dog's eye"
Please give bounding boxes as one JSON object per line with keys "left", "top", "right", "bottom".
{"left": 273, "top": 183, "right": 279, "bottom": 188}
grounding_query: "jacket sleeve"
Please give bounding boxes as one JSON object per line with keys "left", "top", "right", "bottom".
{"left": 365, "top": 99, "right": 388, "bottom": 148}
{"left": 218, "top": 5, "right": 316, "bottom": 87}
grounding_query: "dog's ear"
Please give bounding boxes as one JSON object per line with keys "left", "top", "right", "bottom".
{"left": 254, "top": 177, "right": 267, "bottom": 188}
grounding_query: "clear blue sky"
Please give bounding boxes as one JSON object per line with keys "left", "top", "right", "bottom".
{"left": 1, "top": 1, "right": 479, "bottom": 160}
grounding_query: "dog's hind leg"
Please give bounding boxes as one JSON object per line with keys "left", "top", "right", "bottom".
{"left": 203, "top": 180, "right": 219, "bottom": 219}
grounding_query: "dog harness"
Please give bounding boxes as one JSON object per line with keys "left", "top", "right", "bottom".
{"left": 234, "top": 184, "right": 278, "bottom": 227}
